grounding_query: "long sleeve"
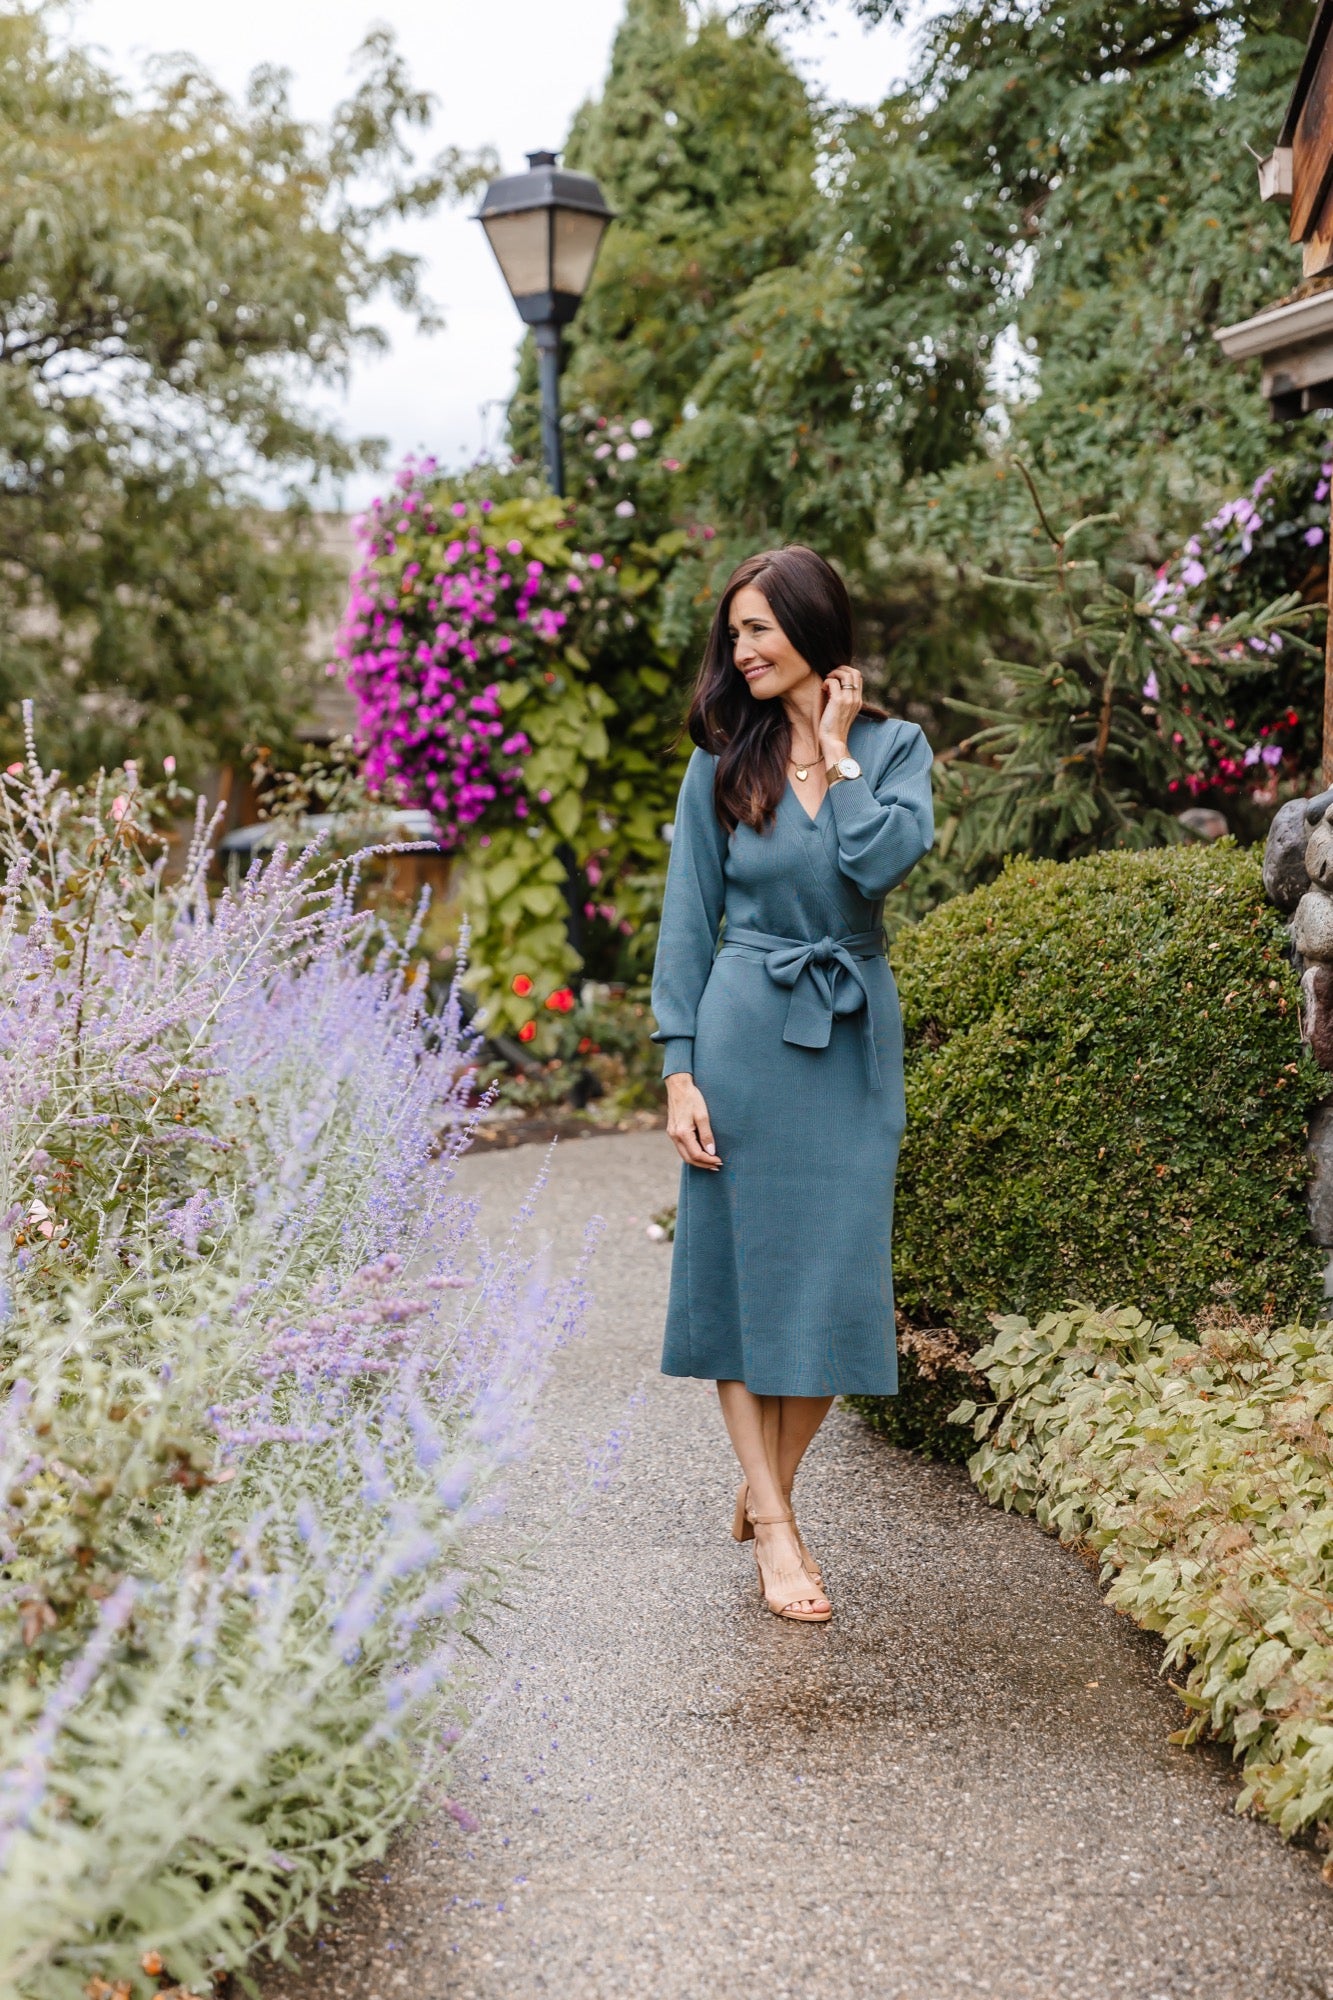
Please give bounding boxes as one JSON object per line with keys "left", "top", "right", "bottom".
{"left": 650, "top": 747, "right": 727, "bottom": 1080}
{"left": 828, "top": 721, "right": 934, "bottom": 899}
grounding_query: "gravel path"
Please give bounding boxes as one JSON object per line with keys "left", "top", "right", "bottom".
{"left": 265, "top": 1130, "right": 1333, "bottom": 2000}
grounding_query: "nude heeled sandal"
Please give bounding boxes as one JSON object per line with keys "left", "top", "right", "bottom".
{"left": 732, "top": 1480, "right": 823, "bottom": 1585}
{"left": 745, "top": 1506, "right": 832, "bottom": 1623}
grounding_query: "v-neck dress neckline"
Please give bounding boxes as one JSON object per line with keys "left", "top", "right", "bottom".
{"left": 785, "top": 778, "right": 829, "bottom": 827}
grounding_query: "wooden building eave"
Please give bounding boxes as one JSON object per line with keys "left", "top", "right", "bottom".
{"left": 1280, "top": 0, "right": 1333, "bottom": 146}
{"left": 1215, "top": 285, "right": 1333, "bottom": 418}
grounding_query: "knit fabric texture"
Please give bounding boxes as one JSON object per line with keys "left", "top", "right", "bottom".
{"left": 650, "top": 715, "right": 934, "bottom": 1395}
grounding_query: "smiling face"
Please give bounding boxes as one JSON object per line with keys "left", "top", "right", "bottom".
{"left": 728, "top": 584, "right": 816, "bottom": 701}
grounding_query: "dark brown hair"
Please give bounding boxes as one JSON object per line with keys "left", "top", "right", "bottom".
{"left": 685, "top": 545, "right": 888, "bottom": 833}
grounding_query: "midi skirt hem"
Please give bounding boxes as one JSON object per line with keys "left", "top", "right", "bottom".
{"left": 660, "top": 1355, "right": 899, "bottom": 1398}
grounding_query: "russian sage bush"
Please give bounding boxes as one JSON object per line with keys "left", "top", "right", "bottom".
{"left": 956, "top": 1305, "right": 1333, "bottom": 1864}
{"left": 0, "top": 725, "right": 593, "bottom": 1997}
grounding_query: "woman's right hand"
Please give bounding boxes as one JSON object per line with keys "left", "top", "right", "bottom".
{"left": 665, "top": 1074, "right": 721, "bottom": 1169}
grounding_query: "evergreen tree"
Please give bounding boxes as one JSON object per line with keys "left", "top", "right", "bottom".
{"left": 512, "top": 0, "right": 816, "bottom": 448}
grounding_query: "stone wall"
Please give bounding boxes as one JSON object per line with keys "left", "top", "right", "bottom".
{"left": 1265, "top": 794, "right": 1333, "bottom": 1285}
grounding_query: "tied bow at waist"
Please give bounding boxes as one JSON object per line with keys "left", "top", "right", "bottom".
{"left": 719, "top": 925, "right": 888, "bottom": 1091}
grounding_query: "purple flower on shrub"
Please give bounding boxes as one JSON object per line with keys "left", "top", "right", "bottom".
{"left": 335, "top": 460, "right": 617, "bottom": 851}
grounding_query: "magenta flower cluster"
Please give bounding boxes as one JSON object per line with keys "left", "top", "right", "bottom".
{"left": 335, "top": 459, "right": 609, "bottom": 851}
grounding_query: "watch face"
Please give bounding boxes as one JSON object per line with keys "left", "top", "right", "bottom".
{"left": 837, "top": 756, "right": 862, "bottom": 780}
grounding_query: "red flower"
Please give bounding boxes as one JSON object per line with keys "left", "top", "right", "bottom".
{"left": 511, "top": 973, "right": 533, "bottom": 996}
{"left": 545, "top": 987, "right": 576, "bottom": 1013}
{"left": 518, "top": 1020, "right": 537, "bottom": 1042}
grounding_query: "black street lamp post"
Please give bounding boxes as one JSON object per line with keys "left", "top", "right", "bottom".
{"left": 476, "top": 151, "right": 614, "bottom": 496}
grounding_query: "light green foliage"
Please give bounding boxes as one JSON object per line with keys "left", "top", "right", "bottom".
{"left": 956, "top": 1302, "right": 1333, "bottom": 1853}
{"left": 850, "top": 843, "right": 1324, "bottom": 1460}
{"left": 0, "top": 6, "right": 489, "bottom": 779}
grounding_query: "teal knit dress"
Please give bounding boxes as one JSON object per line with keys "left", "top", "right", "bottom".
{"left": 650, "top": 715, "right": 934, "bottom": 1397}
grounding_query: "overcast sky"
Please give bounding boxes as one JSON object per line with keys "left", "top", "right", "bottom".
{"left": 72, "top": 0, "right": 929, "bottom": 508}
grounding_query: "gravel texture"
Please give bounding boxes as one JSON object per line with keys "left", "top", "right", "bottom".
{"left": 263, "top": 1130, "right": 1333, "bottom": 2000}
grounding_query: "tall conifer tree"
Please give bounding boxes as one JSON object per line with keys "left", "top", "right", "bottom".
{"left": 512, "top": 0, "right": 815, "bottom": 444}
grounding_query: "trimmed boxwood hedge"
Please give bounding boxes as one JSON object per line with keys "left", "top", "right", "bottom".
{"left": 853, "top": 843, "right": 1326, "bottom": 1461}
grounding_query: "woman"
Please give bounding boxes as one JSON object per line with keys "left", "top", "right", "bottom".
{"left": 650, "top": 545, "right": 933, "bottom": 1624}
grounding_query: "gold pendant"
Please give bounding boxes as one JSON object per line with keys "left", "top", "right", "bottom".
{"left": 794, "top": 765, "right": 809, "bottom": 780}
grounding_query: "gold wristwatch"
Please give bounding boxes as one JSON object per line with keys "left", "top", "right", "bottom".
{"left": 825, "top": 755, "right": 863, "bottom": 786}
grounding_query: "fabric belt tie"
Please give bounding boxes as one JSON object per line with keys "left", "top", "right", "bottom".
{"left": 719, "top": 925, "right": 887, "bottom": 1092}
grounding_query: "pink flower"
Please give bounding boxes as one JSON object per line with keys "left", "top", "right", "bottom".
{"left": 630, "top": 418, "right": 653, "bottom": 440}
{"left": 110, "top": 795, "right": 129, "bottom": 821}
{"left": 506, "top": 539, "right": 523, "bottom": 555}
{"left": 616, "top": 442, "right": 637, "bottom": 461}
{"left": 614, "top": 501, "right": 636, "bottom": 519}
{"left": 163, "top": 754, "right": 176, "bottom": 774}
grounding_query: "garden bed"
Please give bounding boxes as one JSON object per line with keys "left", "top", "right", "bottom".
{"left": 471, "top": 1104, "right": 666, "bottom": 1149}
{"left": 0, "top": 745, "right": 588, "bottom": 1999}
{"left": 956, "top": 1303, "right": 1333, "bottom": 1867}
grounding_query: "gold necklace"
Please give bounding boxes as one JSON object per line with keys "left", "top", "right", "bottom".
{"left": 788, "top": 748, "right": 820, "bottom": 781}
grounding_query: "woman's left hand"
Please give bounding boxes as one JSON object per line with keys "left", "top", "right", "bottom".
{"left": 818, "top": 666, "right": 863, "bottom": 762}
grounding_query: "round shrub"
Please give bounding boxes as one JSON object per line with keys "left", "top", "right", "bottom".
{"left": 854, "top": 843, "right": 1325, "bottom": 1459}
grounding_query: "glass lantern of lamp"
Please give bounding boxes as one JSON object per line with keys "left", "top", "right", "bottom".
{"left": 476, "top": 150, "right": 614, "bottom": 495}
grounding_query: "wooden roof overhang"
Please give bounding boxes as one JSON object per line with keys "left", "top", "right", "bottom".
{"left": 1216, "top": 0, "right": 1333, "bottom": 417}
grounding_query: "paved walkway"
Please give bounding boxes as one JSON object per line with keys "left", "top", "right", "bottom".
{"left": 265, "top": 1131, "right": 1333, "bottom": 2000}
